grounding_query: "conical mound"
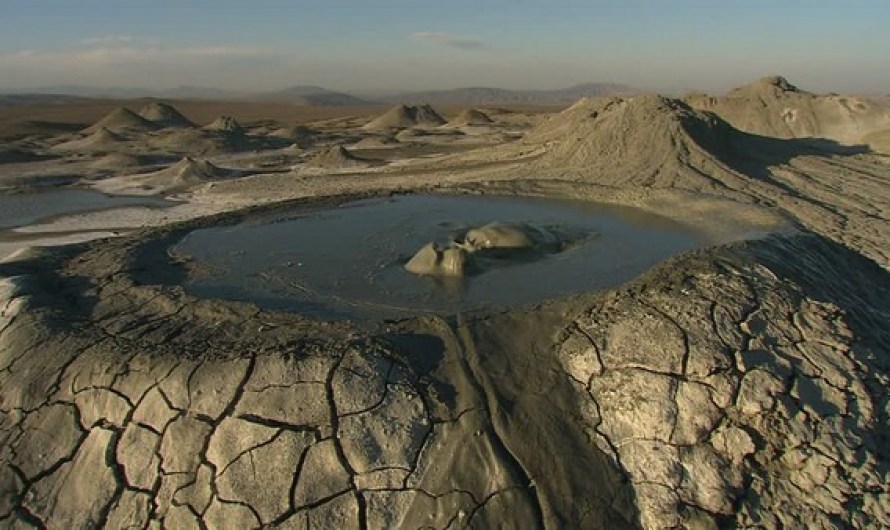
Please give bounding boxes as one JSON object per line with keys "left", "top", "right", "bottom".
{"left": 169, "top": 157, "right": 230, "bottom": 183}
{"left": 363, "top": 104, "right": 446, "bottom": 130}
{"left": 53, "top": 127, "right": 125, "bottom": 151}
{"left": 84, "top": 107, "right": 158, "bottom": 133}
{"left": 204, "top": 116, "right": 244, "bottom": 134}
{"left": 305, "top": 145, "right": 370, "bottom": 168}
{"left": 413, "top": 104, "right": 447, "bottom": 126}
{"left": 728, "top": 75, "right": 803, "bottom": 98}
{"left": 138, "top": 102, "right": 196, "bottom": 128}
{"left": 140, "top": 156, "right": 233, "bottom": 186}
{"left": 449, "top": 108, "right": 494, "bottom": 126}
{"left": 686, "top": 75, "right": 890, "bottom": 143}
{"left": 520, "top": 95, "right": 747, "bottom": 191}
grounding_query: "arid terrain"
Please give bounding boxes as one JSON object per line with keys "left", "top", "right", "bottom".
{"left": 1, "top": 76, "right": 889, "bottom": 529}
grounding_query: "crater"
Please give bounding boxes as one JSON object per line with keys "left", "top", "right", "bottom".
{"left": 171, "top": 194, "right": 708, "bottom": 320}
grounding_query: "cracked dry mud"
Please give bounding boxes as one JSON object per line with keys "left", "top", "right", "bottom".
{"left": 1, "top": 221, "right": 889, "bottom": 529}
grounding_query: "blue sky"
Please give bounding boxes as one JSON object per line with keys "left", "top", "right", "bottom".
{"left": 0, "top": 1, "right": 887, "bottom": 93}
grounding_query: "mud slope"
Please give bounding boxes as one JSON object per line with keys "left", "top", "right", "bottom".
{"left": 204, "top": 115, "right": 244, "bottom": 134}
{"left": 95, "top": 156, "right": 238, "bottom": 195}
{"left": 686, "top": 76, "right": 890, "bottom": 144}
{"left": 515, "top": 95, "right": 750, "bottom": 192}
{"left": 364, "top": 104, "right": 447, "bottom": 130}
{"left": 491, "top": 93, "right": 890, "bottom": 268}
{"left": 304, "top": 145, "right": 374, "bottom": 169}
{"left": 148, "top": 127, "right": 252, "bottom": 156}
{"left": 139, "top": 102, "right": 197, "bottom": 129}
{"left": 448, "top": 108, "right": 494, "bottom": 126}
{"left": 83, "top": 107, "right": 158, "bottom": 134}
{"left": 52, "top": 127, "right": 125, "bottom": 152}
{"left": 139, "top": 157, "right": 235, "bottom": 187}
{"left": 0, "top": 222, "right": 888, "bottom": 529}
{"left": 89, "top": 152, "right": 152, "bottom": 171}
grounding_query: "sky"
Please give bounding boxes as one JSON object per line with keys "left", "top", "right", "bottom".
{"left": 0, "top": 0, "right": 887, "bottom": 94}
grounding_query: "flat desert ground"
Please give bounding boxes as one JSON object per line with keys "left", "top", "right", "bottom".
{"left": 1, "top": 76, "right": 889, "bottom": 529}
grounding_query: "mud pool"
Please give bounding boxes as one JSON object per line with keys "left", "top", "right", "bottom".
{"left": 0, "top": 188, "right": 174, "bottom": 229}
{"left": 172, "top": 194, "right": 706, "bottom": 319}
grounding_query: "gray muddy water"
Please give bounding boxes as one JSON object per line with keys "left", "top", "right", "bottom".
{"left": 0, "top": 188, "right": 174, "bottom": 230}
{"left": 173, "top": 194, "right": 707, "bottom": 320}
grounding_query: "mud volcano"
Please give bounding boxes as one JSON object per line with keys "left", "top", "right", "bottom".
{"left": 172, "top": 194, "right": 704, "bottom": 319}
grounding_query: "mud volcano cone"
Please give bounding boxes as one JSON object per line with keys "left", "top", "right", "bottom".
{"left": 728, "top": 75, "right": 802, "bottom": 97}
{"left": 685, "top": 74, "right": 890, "bottom": 142}
{"left": 363, "top": 104, "right": 446, "bottom": 130}
{"left": 305, "top": 145, "right": 370, "bottom": 168}
{"left": 139, "top": 102, "right": 196, "bottom": 128}
{"left": 204, "top": 116, "right": 244, "bottom": 134}
{"left": 522, "top": 94, "right": 750, "bottom": 190}
{"left": 84, "top": 107, "right": 158, "bottom": 133}
{"left": 449, "top": 108, "right": 494, "bottom": 126}
{"left": 53, "top": 127, "right": 125, "bottom": 151}
{"left": 167, "top": 156, "right": 230, "bottom": 184}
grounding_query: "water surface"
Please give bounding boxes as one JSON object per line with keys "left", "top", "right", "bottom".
{"left": 0, "top": 188, "right": 173, "bottom": 230}
{"left": 174, "top": 194, "right": 706, "bottom": 319}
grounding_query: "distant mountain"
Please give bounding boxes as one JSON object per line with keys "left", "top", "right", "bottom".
{"left": 0, "top": 85, "right": 247, "bottom": 100}
{"left": 161, "top": 86, "right": 248, "bottom": 100}
{"left": 0, "top": 93, "right": 92, "bottom": 107}
{"left": 376, "top": 83, "right": 640, "bottom": 105}
{"left": 0, "top": 84, "right": 371, "bottom": 105}
{"left": 0, "top": 82, "right": 640, "bottom": 107}
{"left": 247, "top": 85, "right": 373, "bottom": 106}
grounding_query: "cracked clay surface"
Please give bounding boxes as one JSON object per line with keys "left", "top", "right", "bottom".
{"left": 0, "top": 224, "right": 889, "bottom": 530}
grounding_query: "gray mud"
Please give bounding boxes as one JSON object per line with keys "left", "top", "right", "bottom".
{"left": 2, "top": 226, "right": 888, "bottom": 529}
{"left": 171, "top": 194, "right": 704, "bottom": 320}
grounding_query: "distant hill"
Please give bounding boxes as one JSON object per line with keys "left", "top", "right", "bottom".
{"left": 0, "top": 82, "right": 639, "bottom": 107}
{"left": 376, "top": 83, "right": 640, "bottom": 105}
{"left": 0, "top": 85, "right": 247, "bottom": 100}
{"left": 247, "top": 85, "right": 372, "bottom": 106}
{"left": 0, "top": 84, "right": 370, "bottom": 105}
{"left": 0, "top": 93, "right": 92, "bottom": 107}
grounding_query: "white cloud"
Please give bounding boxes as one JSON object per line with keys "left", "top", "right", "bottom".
{"left": 410, "top": 32, "right": 487, "bottom": 51}
{"left": 81, "top": 35, "right": 134, "bottom": 46}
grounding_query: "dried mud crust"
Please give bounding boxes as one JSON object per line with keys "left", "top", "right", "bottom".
{"left": 1, "top": 223, "right": 889, "bottom": 529}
